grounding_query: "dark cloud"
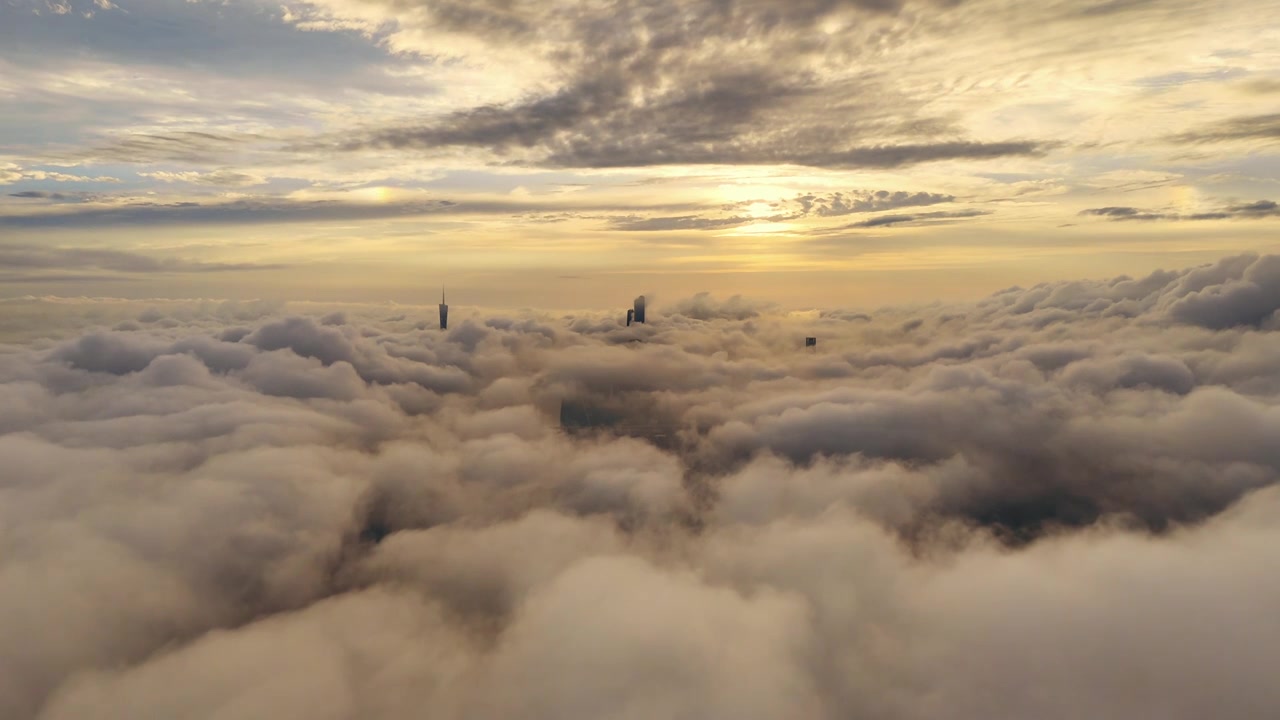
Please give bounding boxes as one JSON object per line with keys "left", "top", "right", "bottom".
{"left": 796, "top": 190, "right": 955, "bottom": 216}
{"left": 1228, "top": 199, "right": 1280, "bottom": 216}
{"left": 1080, "top": 205, "right": 1180, "bottom": 221}
{"left": 812, "top": 141, "right": 1047, "bottom": 168}
{"left": 599, "top": 188, "right": 960, "bottom": 233}
{"left": 609, "top": 214, "right": 751, "bottom": 231}
{"left": 318, "top": 0, "right": 1047, "bottom": 170}
{"left": 1167, "top": 254, "right": 1280, "bottom": 329}
{"left": 541, "top": 138, "right": 1047, "bottom": 170}
{"left": 1082, "top": 206, "right": 1147, "bottom": 218}
{"left": 8, "top": 191, "right": 83, "bottom": 201}
{"left": 1169, "top": 113, "right": 1280, "bottom": 144}
{"left": 834, "top": 208, "right": 990, "bottom": 228}
{"left": 1077, "top": 0, "right": 1163, "bottom": 16}
{"left": 1080, "top": 200, "right": 1280, "bottom": 222}
{"left": 5, "top": 254, "right": 1280, "bottom": 718}
{"left": 349, "top": 76, "right": 634, "bottom": 153}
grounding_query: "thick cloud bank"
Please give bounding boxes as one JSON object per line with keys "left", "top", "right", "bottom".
{"left": 3, "top": 253, "right": 1280, "bottom": 719}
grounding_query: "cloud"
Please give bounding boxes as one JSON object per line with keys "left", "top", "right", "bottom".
{"left": 668, "top": 292, "right": 779, "bottom": 321}
{"left": 7, "top": 191, "right": 93, "bottom": 201}
{"left": 312, "top": 0, "right": 1049, "bottom": 170}
{"left": 1166, "top": 254, "right": 1280, "bottom": 329}
{"left": 0, "top": 163, "right": 119, "bottom": 185}
{"left": 1238, "top": 78, "right": 1280, "bottom": 94}
{"left": 599, "top": 189, "right": 959, "bottom": 233}
{"left": 0, "top": 0, "right": 1269, "bottom": 261}
{"left": 138, "top": 170, "right": 267, "bottom": 187}
{"left": 1080, "top": 200, "right": 1280, "bottom": 222}
{"left": 0, "top": 244, "right": 287, "bottom": 276}
{"left": 831, "top": 208, "right": 991, "bottom": 229}
{"left": 0, "top": 197, "right": 454, "bottom": 228}
{"left": 1134, "top": 67, "right": 1248, "bottom": 90}
{"left": 540, "top": 138, "right": 1047, "bottom": 170}
{"left": 71, "top": 132, "right": 249, "bottom": 165}
{"left": 1076, "top": 0, "right": 1162, "bottom": 16}
{"left": 1080, "top": 206, "right": 1193, "bottom": 221}
{"left": 608, "top": 214, "right": 752, "bottom": 232}
{"left": 1169, "top": 113, "right": 1280, "bottom": 143}
{"left": 7, "top": 251, "right": 1280, "bottom": 717}
{"left": 0, "top": 194, "right": 712, "bottom": 229}
{"left": 796, "top": 190, "right": 955, "bottom": 217}
{"left": 1228, "top": 199, "right": 1280, "bottom": 216}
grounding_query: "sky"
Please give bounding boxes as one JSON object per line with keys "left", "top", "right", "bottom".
{"left": 4, "top": 252, "right": 1280, "bottom": 718}
{"left": 1, "top": 0, "right": 1279, "bottom": 308}
{"left": 6, "top": 6, "right": 1280, "bottom": 714}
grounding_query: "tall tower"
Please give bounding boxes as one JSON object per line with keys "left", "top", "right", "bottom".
{"left": 626, "top": 308, "right": 634, "bottom": 326}
{"left": 633, "top": 295, "right": 646, "bottom": 324}
{"left": 439, "top": 288, "right": 448, "bottom": 330}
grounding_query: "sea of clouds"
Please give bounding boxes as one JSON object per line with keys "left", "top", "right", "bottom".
{"left": 3, "top": 252, "right": 1280, "bottom": 719}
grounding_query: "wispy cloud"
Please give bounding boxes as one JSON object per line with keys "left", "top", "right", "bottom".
{"left": 0, "top": 243, "right": 288, "bottom": 276}
{"left": 1080, "top": 200, "right": 1279, "bottom": 221}
{"left": 1168, "top": 113, "right": 1280, "bottom": 144}
{"left": 139, "top": 169, "right": 267, "bottom": 187}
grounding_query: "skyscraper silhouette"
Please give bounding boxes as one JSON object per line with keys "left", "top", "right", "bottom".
{"left": 633, "top": 295, "right": 646, "bottom": 324}
{"left": 626, "top": 308, "right": 635, "bottom": 326}
{"left": 439, "top": 288, "right": 448, "bottom": 330}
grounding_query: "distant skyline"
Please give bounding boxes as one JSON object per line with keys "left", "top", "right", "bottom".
{"left": 1, "top": 0, "right": 1278, "bottom": 307}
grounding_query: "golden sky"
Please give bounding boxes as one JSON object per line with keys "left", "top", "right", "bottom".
{"left": 1, "top": 0, "right": 1278, "bottom": 307}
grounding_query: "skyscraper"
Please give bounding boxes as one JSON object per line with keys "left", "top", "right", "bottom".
{"left": 626, "top": 308, "right": 635, "bottom": 326}
{"left": 633, "top": 295, "right": 646, "bottom": 324}
{"left": 439, "top": 288, "right": 448, "bottom": 330}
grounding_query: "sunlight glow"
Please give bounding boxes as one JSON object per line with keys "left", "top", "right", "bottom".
{"left": 356, "top": 186, "right": 394, "bottom": 204}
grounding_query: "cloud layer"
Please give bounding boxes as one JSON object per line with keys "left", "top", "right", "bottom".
{"left": 3, "top": 253, "right": 1280, "bottom": 718}
{"left": 2, "top": 0, "right": 1277, "bottom": 300}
